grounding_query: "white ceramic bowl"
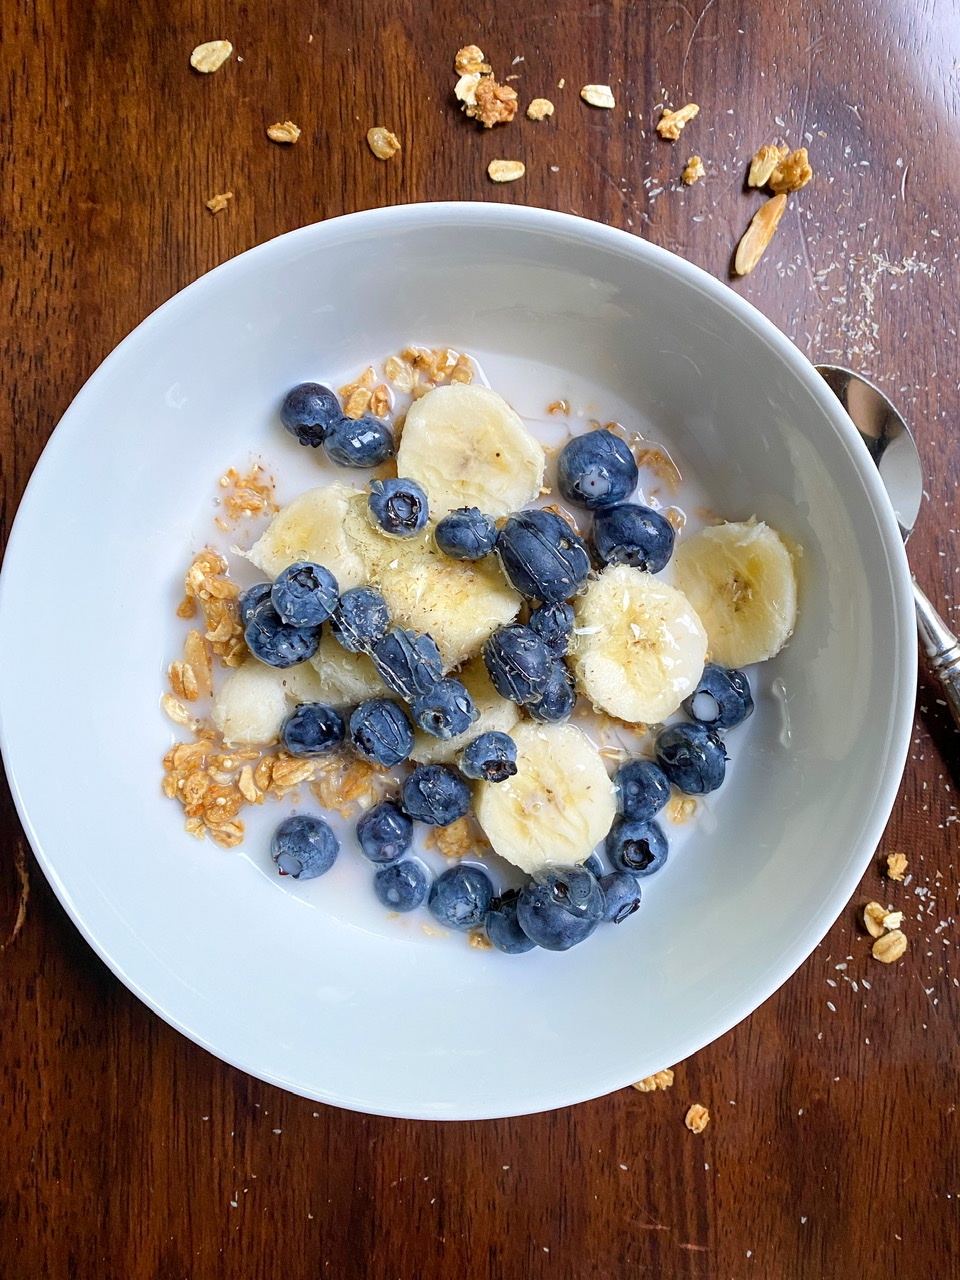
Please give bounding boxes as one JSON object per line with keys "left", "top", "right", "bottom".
{"left": 0, "top": 204, "right": 915, "bottom": 1119}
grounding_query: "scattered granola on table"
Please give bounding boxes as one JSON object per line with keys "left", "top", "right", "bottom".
{"left": 886, "top": 851, "right": 908, "bottom": 881}
{"left": 205, "top": 191, "right": 234, "bottom": 214}
{"left": 487, "top": 159, "right": 526, "bottom": 183}
{"left": 656, "top": 102, "right": 699, "bottom": 141}
{"left": 872, "top": 929, "right": 908, "bottom": 964}
{"left": 685, "top": 1103, "right": 710, "bottom": 1133}
{"left": 190, "top": 40, "right": 233, "bottom": 73}
{"left": 681, "top": 155, "right": 705, "bottom": 185}
{"left": 266, "top": 120, "right": 301, "bottom": 144}
{"left": 733, "top": 193, "right": 788, "bottom": 276}
{"left": 580, "top": 84, "right": 616, "bottom": 109}
{"left": 366, "top": 127, "right": 401, "bottom": 159}
{"left": 632, "top": 1069, "right": 675, "bottom": 1092}
{"left": 454, "top": 46, "right": 518, "bottom": 127}
{"left": 526, "top": 97, "right": 555, "bottom": 121}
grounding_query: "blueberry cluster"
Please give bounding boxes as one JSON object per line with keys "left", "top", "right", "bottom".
{"left": 280, "top": 382, "right": 395, "bottom": 469}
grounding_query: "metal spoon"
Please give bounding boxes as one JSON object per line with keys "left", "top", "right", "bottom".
{"left": 817, "top": 364, "right": 960, "bottom": 728}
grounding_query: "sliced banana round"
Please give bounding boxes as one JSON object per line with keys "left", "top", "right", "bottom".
{"left": 306, "top": 631, "right": 387, "bottom": 705}
{"left": 365, "top": 525, "right": 521, "bottom": 670}
{"left": 397, "top": 383, "right": 545, "bottom": 518}
{"left": 571, "top": 564, "right": 707, "bottom": 724}
{"left": 212, "top": 659, "right": 298, "bottom": 746}
{"left": 244, "top": 483, "right": 370, "bottom": 585}
{"left": 474, "top": 722, "right": 616, "bottom": 875}
{"left": 672, "top": 519, "right": 797, "bottom": 667}
{"left": 411, "top": 656, "right": 521, "bottom": 765}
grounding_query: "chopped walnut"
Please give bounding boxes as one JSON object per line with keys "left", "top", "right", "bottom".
{"left": 205, "top": 191, "right": 234, "bottom": 214}
{"left": 656, "top": 102, "right": 699, "bottom": 141}
{"left": 886, "top": 852, "right": 908, "bottom": 881}
{"left": 467, "top": 77, "right": 519, "bottom": 127}
{"left": 733, "top": 193, "right": 788, "bottom": 276}
{"left": 455, "top": 45, "right": 490, "bottom": 75}
{"left": 685, "top": 1103, "right": 710, "bottom": 1133}
{"left": 748, "top": 143, "right": 788, "bottom": 188}
{"left": 681, "top": 155, "right": 705, "bottom": 185}
{"left": 872, "top": 929, "right": 908, "bottom": 964}
{"left": 580, "top": 84, "right": 615, "bottom": 109}
{"left": 526, "top": 97, "right": 555, "bottom": 121}
{"left": 632, "top": 1069, "right": 675, "bottom": 1092}
{"left": 367, "top": 126, "right": 401, "bottom": 160}
{"left": 190, "top": 40, "right": 233, "bottom": 73}
{"left": 488, "top": 159, "right": 525, "bottom": 183}
{"left": 266, "top": 120, "right": 301, "bottom": 144}
{"left": 769, "top": 147, "right": 812, "bottom": 194}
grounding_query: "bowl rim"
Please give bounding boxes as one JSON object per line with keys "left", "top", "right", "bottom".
{"left": 0, "top": 202, "right": 917, "bottom": 1118}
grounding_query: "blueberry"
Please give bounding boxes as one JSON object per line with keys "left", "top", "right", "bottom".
{"left": 239, "top": 582, "right": 272, "bottom": 627}
{"left": 485, "top": 892, "right": 537, "bottom": 954}
{"left": 681, "top": 663, "right": 754, "bottom": 730}
{"left": 556, "top": 429, "right": 639, "bottom": 510}
{"left": 598, "top": 870, "right": 642, "bottom": 923}
{"left": 328, "top": 586, "right": 390, "bottom": 654}
{"left": 655, "top": 722, "right": 727, "bottom": 793}
{"left": 373, "top": 628, "right": 443, "bottom": 700}
{"left": 368, "top": 477, "right": 429, "bottom": 538}
{"left": 482, "top": 624, "right": 553, "bottom": 704}
{"left": 410, "top": 678, "right": 478, "bottom": 740}
{"left": 280, "top": 382, "right": 343, "bottom": 447}
{"left": 401, "top": 764, "right": 472, "bottom": 826}
{"left": 435, "top": 507, "right": 498, "bottom": 560}
{"left": 244, "top": 599, "right": 321, "bottom": 668}
{"left": 527, "top": 661, "right": 576, "bottom": 723}
{"left": 592, "top": 502, "right": 675, "bottom": 572}
{"left": 614, "top": 758, "right": 672, "bottom": 822}
{"left": 323, "top": 414, "right": 395, "bottom": 468}
{"left": 459, "top": 731, "right": 518, "bottom": 783}
{"left": 271, "top": 814, "right": 339, "bottom": 879}
{"left": 280, "top": 703, "right": 346, "bottom": 756}
{"left": 271, "top": 561, "right": 339, "bottom": 628}
{"left": 356, "top": 800, "right": 413, "bottom": 864}
{"left": 348, "top": 698, "right": 414, "bottom": 767}
{"left": 516, "top": 866, "right": 605, "bottom": 951}
{"left": 428, "top": 864, "right": 494, "bottom": 931}
{"left": 374, "top": 859, "right": 429, "bottom": 912}
{"left": 605, "top": 817, "right": 669, "bottom": 876}
{"left": 496, "top": 509, "right": 591, "bottom": 604}
{"left": 528, "top": 601, "right": 575, "bottom": 655}
{"left": 584, "top": 852, "right": 605, "bottom": 878}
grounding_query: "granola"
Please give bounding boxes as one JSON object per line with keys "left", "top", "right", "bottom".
{"left": 733, "top": 193, "right": 788, "bottom": 276}
{"left": 681, "top": 155, "right": 705, "bottom": 185}
{"left": 266, "top": 121, "right": 301, "bottom": 144}
{"left": 685, "top": 1103, "right": 710, "bottom": 1133}
{"left": 769, "top": 147, "right": 813, "bottom": 194}
{"left": 656, "top": 103, "right": 699, "bottom": 141}
{"left": 488, "top": 159, "right": 525, "bottom": 183}
{"left": 526, "top": 98, "right": 555, "bottom": 121}
{"left": 632, "top": 1069, "right": 675, "bottom": 1092}
{"left": 190, "top": 40, "right": 233, "bottom": 73}
{"left": 205, "top": 191, "right": 234, "bottom": 214}
{"left": 367, "top": 127, "right": 401, "bottom": 160}
{"left": 886, "top": 852, "right": 908, "bottom": 881}
{"left": 580, "top": 84, "right": 615, "bottom": 109}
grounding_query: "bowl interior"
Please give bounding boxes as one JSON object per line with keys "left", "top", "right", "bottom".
{"left": 0, "top": 205, "right": 915, "bottom": 1118}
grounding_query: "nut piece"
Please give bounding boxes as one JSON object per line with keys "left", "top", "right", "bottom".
{"left": 205, "top": 191, "right": 233, "bottom": 214}
{"left": 872, "top": 929, "right": 908, "bottom": 964}
{"left": 367, "top": 126, "right": 401, "bottom": 160}
{"left": 733, "top": 193, "right": 788, "bottom": 276}
{"left": 488, "top": 159, "right": 525, "bottom": 183}
{"left": 455, "top": 45, "right": 490, "bottom": 75}
{"left": 468, "top": 77, "right": 519, "bottom": 127}
{"left": 455, "top": 72, "right": 481, "bottom": 107}
{"left": 656, "top": 102, "right": 699, "bottom": 141}
{"left": 631, "top": 1069, "right": 675, "bottom": 1092}
{"left": 681, "top": 155, "right": 705, "bottom": 185}
{"left": 581, "top": 84, "right": 616, "bottom": 109}
{"left": 190, "top": 40, "right": 233, "bottom": 73}
{"left": 685, "top": 1103, "right": 710, "bottom": 1133}
{"left": 863, "top": 901, "right": 888, "bottom": 939}
{"left": 266, "top": 120, "right": 301, "bottom": 144}
{"left": 769, "top": 147, "right": 813, "bottom": 194}
{"left": 886, "top": 852, "right": 908, "bottom": 881}
{"left": 748, "top": 143, "right": 788, "bottom": 188}
{"left": 526, "top": 97, "right": 555, "bottom": 121}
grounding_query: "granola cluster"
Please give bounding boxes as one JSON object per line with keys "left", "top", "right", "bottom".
{"left": 215, "top": 464, "right": 278, "bottom": 531}
{"left": 454, "top": 46, "right": 519, "bottom": 128}
{"left": 176, "top": 550, "right": 246, "bottom": 667}
{"left": 734, "top": 141, "right": 814, "bottom": 275}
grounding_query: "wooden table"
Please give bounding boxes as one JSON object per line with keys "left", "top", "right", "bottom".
{"left": 2, "top": 2, "right": 958, "bottom": 1276}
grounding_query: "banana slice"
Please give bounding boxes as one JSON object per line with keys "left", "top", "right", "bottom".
{"left": 211, "top": 659, "right": 299, "bottom": 745}
{"left": 411, "top": 656, "right": 520, "bottom": 765}
{"left": 672, "top": 519, "right": 797, "bottom": 666}
{"left": 571, "top": 564, "right": 707, "bottom": 723}
{"left": 474, "top": 722, "right": 616, "bottom": 874}
{"left": 245, "top": 483, "right": 370, "bottom": 584}
{"left": 397, "top": 383, "right": 545, "bottom": 518}
{"left": 365, "top": 525, "right": 521, "bottom": 669}
{"left": 306, "top": 631, "right": 387, "bottom": 705}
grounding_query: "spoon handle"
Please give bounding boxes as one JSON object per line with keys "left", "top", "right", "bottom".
{"left": 914, "top": 580, "right": 960, "bottom": 730}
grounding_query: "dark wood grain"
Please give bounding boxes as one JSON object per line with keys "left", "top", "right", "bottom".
{"left": 3, "top": 1, "right": 959, "bottom": 1276}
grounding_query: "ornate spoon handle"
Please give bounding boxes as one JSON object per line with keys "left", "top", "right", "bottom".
{"left": 914, "top": 580, "right": 960, "bottom": 730}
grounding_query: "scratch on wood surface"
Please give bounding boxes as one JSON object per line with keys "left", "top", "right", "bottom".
{"left": 1, "top": 840, "right": 30, "bottom": 951}
{"left": 681, "top": 0, "right": 720, "bottom": 99}
{"left": 678, "top": 1242, "right": 710, "bottom": 1251}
